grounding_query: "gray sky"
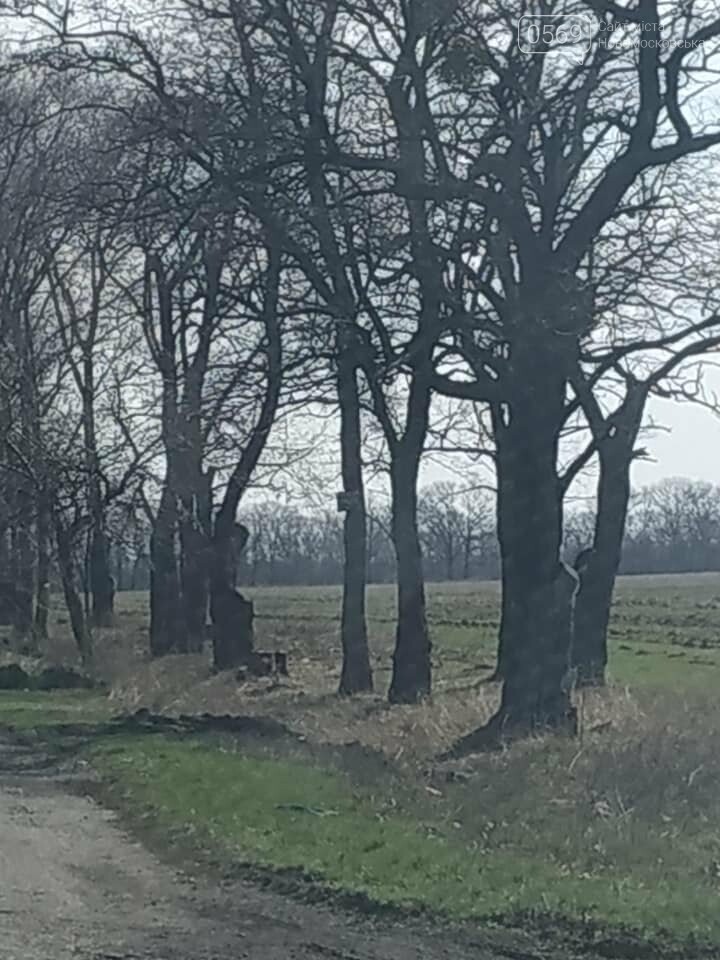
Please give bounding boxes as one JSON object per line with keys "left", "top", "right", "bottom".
{"left": 632, "top": 389, "right": 720, "bottom": 488}
{"left": 416, "top": 367, "right": 720, "bottom": 504}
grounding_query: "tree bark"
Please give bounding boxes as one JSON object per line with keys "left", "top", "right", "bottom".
{"left": 149, "top": 481, "right": 185, "bottom": 656}
{"left": 490, "top": 385, "right": 556, "bottom": 685}
{"left": 571, "top": 453, "right": 627, "bottom": 687}
{"left": 89, "top": 524, "right": 115, "bottom": 627}
{"left": 81, "top": 362, "right": 114, "bottom": 628}
{"left": 54, "top": 512, "right": 93, "bottom": 670}
{"left": 178, "top": 508, "right": 209, "bottom": 653}
{"left": 388, "top": 444, "right": 431, "bottom": 704}
{"left": 33, "top": 488, "right": 51, "bottom": 647}
{"left": 210, "top": 519, "right": 255, "bottom": 670}
{"left": 337, "top": 333, "right": 372, "bottom": 695}
{"left": 485, "top": 347, "right": 575, "bottom": 736}
{"left": 176, "top": 418, "right": 212, "bottom": 653}
{"left": 572, "top": 390, "right": 644, "bottom": 686}
{"left": 10, "top": 492, "right": 35, "bottom": 654}
{"left": 491, "top": 427, "right": 528, "bottom": 682}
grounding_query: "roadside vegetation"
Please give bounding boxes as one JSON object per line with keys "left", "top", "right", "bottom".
{"left": 2, "top": 576, "right": 720, "bottom": 952}
{"left": 87, "top": 720, "right": 720, "bottom": 946}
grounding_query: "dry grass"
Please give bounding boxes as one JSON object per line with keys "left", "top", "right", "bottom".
{"left": 6, "top": 577, "right": 720, "bottom": 766}
{"left": 107, "top": 651, "right": 498, "bottom": 761}
{"left": 10, "top": 578, "right": 712, "bottom": 766}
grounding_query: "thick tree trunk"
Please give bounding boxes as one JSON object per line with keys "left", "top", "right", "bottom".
{"left": 89, "top": 524, "right": 115, "bottom": 627}
{"left": 337, "top": 338, "right": 372, "bottom": 695}
{"left": 573, "top": 558, "right": 612, "bottom": 687}
{"left": 573, "top": 434, "right": 639, "bottom": 686}
{"left": 211, "top": 587, "right": 255, "bottom": 672}
{"left": 210, "top": 518, "right": 254, "bottom": 671}
{"left": 177, "top": 451, "right": 211, "bottom": 654}
{"left": 486, "top": 351, "right": 575, "bottom": 737}
{"left": 339, "top": 492, "right": 372, "bottom": 693}
{"left": 179, "top": 515, "right": 209, "bottom": 652}
{"left": 493, "top": 560, "right": 577, "bottom": 736}
{"left": 492, "top": 539, "right": 524, "bottom": 682}
{"left": 54, "top": 513, "right": 93, "bottom": 670}
{"left": 388, "top": 454, "right": 430, "bottom": 704}
{"left": 491, "top": 406, "right": 533, "bottom": 683}
{"left": 149, "top": 482, "right": 185, "bottom": 656}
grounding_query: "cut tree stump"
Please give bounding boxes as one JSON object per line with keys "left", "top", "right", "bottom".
{"left": 235, "top": 651, "right": 289, "bottom": 682}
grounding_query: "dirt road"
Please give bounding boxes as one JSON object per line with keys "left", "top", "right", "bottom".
{"left": 0, "top": 733, "right": 543, "bottom": 960}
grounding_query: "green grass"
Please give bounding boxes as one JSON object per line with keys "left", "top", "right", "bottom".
{"left": 88, "top": 733, "right": 720, "bottom": 944}
{"left": 0, "top": 690, "right": 112, "bottom": 729}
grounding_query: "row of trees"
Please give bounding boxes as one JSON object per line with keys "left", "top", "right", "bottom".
{"left": 1, "top": 0, "right": 719, "bottom": 745}
{"left": 99, "top": 477, "right": 720, "bottom": 590}
{"left": 241, "top": 478, "right": 720, "bottom": 584}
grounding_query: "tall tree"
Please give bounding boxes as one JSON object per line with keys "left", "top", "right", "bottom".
{"left": 429, "top": 0, "right": 720, "bottom": 742}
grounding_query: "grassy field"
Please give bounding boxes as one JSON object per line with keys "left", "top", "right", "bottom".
{"left": 244, "top": 573, "right": 720, "bottom": 692}
{"left": 2, "top": 573, "right": 720, "bottom": 951}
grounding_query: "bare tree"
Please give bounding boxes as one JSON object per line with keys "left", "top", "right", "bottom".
{"left": 427, "top": 0, "right": 720, "bottom": 744}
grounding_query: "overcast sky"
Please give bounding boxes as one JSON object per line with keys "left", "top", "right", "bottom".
{"left": 632, "top": 388, "right": 720, "bottom": 487}
{"left": 417, "top": 366, "right": 720, "bottom": 504}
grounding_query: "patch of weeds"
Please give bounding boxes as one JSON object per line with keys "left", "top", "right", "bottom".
{"left": 87, "top": 734, "right": 720, "bottom": 945}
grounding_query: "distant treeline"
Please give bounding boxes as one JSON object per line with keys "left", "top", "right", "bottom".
{"left": 110, "top": 477, "right": 720, "bottom": 591}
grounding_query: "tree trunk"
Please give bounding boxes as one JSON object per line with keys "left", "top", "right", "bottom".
{"left": 149, "top": 482, "right": 185, "bottom": 656}
{"left": 571, "top": 456, "right": 624, "bottom": 688}
{"left": 177, "top": 450, "right": 211, "bottom": 653}
{"left": 210, "top": 519, "right": 255, "bottom": 671}
{"left": 33, "top": 489, "right": 51, "bottom": 647}
{"left": 573, "top": 406, "right": 642, "bottom": 686}
{"left": 485, "top": 350, "right": 575, "bottom": 736}
{"left": 208, "top": 245, "right": 282, "bottom": 671}
{"left": 81, "top": 371, "right": 115, "bottom": 628}
{"left": 490, "top": 406, "right": 531, "bottom": 683}
{"left": 54, "top": 512, "right": 93, "bottom": 670}
{"left": 337, "top": 338, "right": 372, "bottom": 695}
{"left": 89, "top": 523, "right": 115, "bottom": 627}
{"left": 492, "top": 556, "right": 524, "bottom": 682}
{"left": 179, "top": 514, "right": 209, "bottom": 652}
{"left": 10, "top": 498, "right": 35, "bottom": 654}
{"left": 388, "top": 453, "right": 430, "bottom": 704}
